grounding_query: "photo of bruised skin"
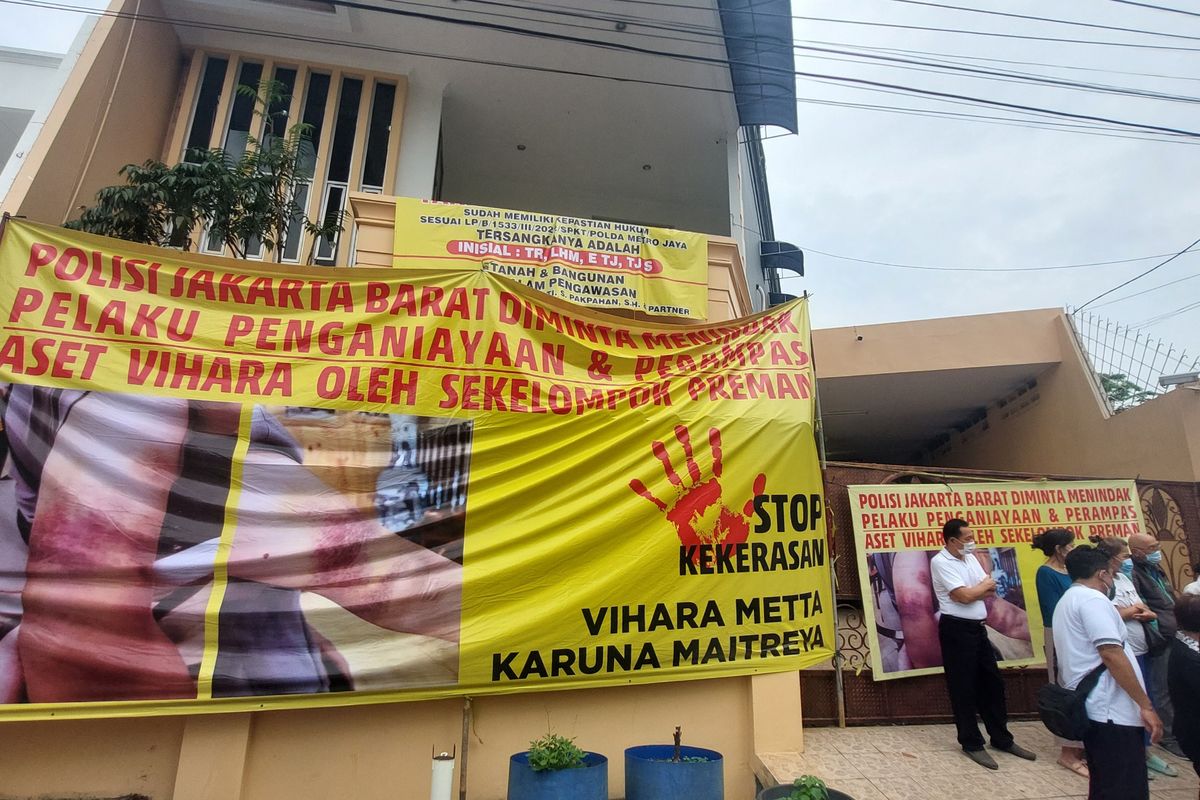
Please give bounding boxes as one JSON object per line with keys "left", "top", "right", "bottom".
{"left": 19, "top": 392, "right": 195, "bottom": 702}
{"left": 891, "top": 552, "right": 942, "bottom": 669}
{"left": 229, "top": 450, "right": 462, "bottom": 644}
{"left": 889, "top": 549, "right": 1031, "bottom": 672}
{"left": 972, "top": 549, "right": 1030, "bottom": 644}
{"left": 7, "top": 391, "right": 463, "bottom": 703}
{"left": 181, "top": 400, "right": 461, "bottom": 644}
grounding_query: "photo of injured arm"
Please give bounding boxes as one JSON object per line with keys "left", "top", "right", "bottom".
{"left": 868, "top": 546, "right": 1033, "bottom": 675}
{"left": 0, "top": 385, "right": 468, "bottom": 704}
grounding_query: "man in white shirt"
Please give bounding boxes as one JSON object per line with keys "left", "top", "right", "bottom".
{"left": 1183, "top": 560, "right": 1200, "bottom": 597}
{"left": 930, "top": 518, "right": 1037, "bottom": 769}
{"left": 1054, "top": 545, "right": 1163, "bottom": 800}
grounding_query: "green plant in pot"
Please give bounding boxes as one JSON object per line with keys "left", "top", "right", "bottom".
{"left": 756, "top": 775, "right": 856, "bottom": 800}
{"left": 507, "top": 733, "right": 608, "bottom": 800}
{"left": 787, "top": 776, "right": 829, "bottom": 800}
{"left": 528, "top": 733, "right": 585, "bottom": 772}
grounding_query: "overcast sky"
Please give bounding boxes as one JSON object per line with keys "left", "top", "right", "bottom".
{"left": 0, "top": 0, "right": 105, "bottom": 52}
{"left": 5, "top": 0, "right": 1199, "bottom": 376}
{"left": 769, "top": 0, "right": 1200, "bottom": 371}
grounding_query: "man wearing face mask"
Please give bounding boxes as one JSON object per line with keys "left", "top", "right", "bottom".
{"left": 1055, "top": 545, "right": 1163, "bottom": 800}
{"left": 930, "top": 518, "right": 1037, "bottom": 769}
{"left": 1128, "top": 532, "right": 1185, "bottom": 759}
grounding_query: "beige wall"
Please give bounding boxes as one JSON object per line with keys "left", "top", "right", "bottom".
{"left": 0, "top": 716, "right": 185, "bottom": 798}
{"left": 936, "top": 315, "right": 1200, "bottom": 481}
{"left": 2, "top": 0, "right": 182, "bottom": 224}
{"left": 813, "top": 309, "right": 1200, "bottom": 482}
{"left": 813, "top": 308, "right": 1064, "bottom": 379}
{"left": 0, "top": 675, "right": 788, "bottom": 800}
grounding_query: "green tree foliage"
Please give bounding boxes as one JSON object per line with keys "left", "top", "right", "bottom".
{"left": 1100, "top": 373, "right": 1155, "bottom": 411}
{"left": 67, "top": 153, "right": 234, "bottom": 251}
{"left": 68, "top": 80, "right": 341, "bottom": 262}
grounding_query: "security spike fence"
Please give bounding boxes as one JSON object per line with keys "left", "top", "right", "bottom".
{"left": 1068, "top": 307, "right": 1200, "bottom": 411}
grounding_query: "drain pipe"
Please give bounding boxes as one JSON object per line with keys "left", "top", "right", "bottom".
{"left": 807, "top": 291, "right": 846, "bottom": 729}
{"left": 458, "top": 697, "right": 472, "bottom": 800}
{"left": 431, "top": 747, "right": 455, "bottom": 800}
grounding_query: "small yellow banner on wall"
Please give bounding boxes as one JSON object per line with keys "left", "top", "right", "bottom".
{"left": 0, "top": 220, "right": 829, "bottom": 721}
{"left": 392, "top": 197, "right": 709, "bottom": 319}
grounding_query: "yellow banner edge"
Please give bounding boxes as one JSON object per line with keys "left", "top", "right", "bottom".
{"left": 0, "top": 650, "right": 834, "bottom": 722}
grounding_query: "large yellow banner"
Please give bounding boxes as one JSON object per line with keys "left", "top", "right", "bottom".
{"left": 849, "top": 480, "right": 1146, "bottom": 681}
{"left": 0, "top": 220, "right": 831, "bottom": 720}
{"left": 392, "top": 197, "right": 709, "bottom": 318}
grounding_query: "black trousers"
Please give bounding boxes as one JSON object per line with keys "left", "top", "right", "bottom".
{"left": 938, "top": 614, "right": 1013, "bottom": 751}
{"left": 1083, "top": 722, "right": 1149, "bottom": 800}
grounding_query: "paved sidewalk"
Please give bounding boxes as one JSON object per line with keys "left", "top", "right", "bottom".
{"left": 758, "top": 721, "right": 1197, "bottom": 799}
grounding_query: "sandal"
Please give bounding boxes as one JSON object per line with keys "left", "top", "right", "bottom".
{"left": 1147, "top": 753, "right": 1179, "bottom": 777}
{"left": 1057, "top": 758, "right": 1090, "bottom": 779}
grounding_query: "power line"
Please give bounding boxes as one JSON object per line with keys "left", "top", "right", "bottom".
{"left": 1076, "top": 236, "right": 1200, "bottom": 311}
{"left": 1137, "top": 299, "right": 1200, "bottom": 327}
{"left": 381, "top": 0, "right": 725, "bottom": 49}
{"left": 397, "top": 0, "right": 1200, "bottom": 117}
{"left": 0, "top": 0, "right": 736, "bottom": 94}
{"left": 890, "top": 0, "right": 1200, "bottom": 44}
{"left": 451, "top": 0, "right": 1200, "bottom": 56}
{"left": 424, "top": 0, "right": 1200, "bottom": 109}
{"left": 439, "top": 0, "right": 1200, "bottom": 85}
{"left": 547, "top": 0, "right": 1200, "bottom": 38}
{"left": 461, "top": 0, "right": 1200, "bottom": 58}
{"left": 1109, "top": 0, "right": 1200, "bottom": 20}
{"left": 1091, "top": 273, "right": 1200, "bottom": 309}
{"left": 793, "top": 69, "right": 1200, "bottom": 139}
{"left": 844, "top": 41, "right": 1200, "bottom": 84}
{"left": 793, "top": 44, "right": 1200, "bottom": 108}
{"left": 802, "top": 75, "right": 1200, "bottom": 143}
{"left": 318, "top": 0, "right": 746, "bottom": 74}
{"left": 790, "top": 14, "right": 1200, "bottom": 54}
{"left": 399, "top": 0, "right": 1200, "bottom": 108}
{"left": 794, "top": 95, "right": 1199, "bottom": 146}
{"left": 322, "top": 0, "right": 1200, "bottom": 138}
{"left": 781, "top": 243, "right": 1200, "bottom": 273}
{"left": 18, "top": 0, "right": 1200, "bottom": 144}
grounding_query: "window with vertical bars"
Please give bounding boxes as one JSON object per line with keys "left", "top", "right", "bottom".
{"left": 177, "top": 51, "right": 403, "bottom": 265}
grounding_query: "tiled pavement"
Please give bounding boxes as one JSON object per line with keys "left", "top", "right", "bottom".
{"left": 758, "top": 721, "right": 1198, "bottom": 800}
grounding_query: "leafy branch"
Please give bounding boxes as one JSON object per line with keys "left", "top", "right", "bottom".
{"left": 68, "top": 79, "right": 342, "bottom": 263}
{"left": 1100, "top": 373, "right": 1155, "bottom": 412}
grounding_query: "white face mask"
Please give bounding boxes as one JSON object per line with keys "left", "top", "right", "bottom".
{"left": 962, "top": 541, "right": 978, "bottom": 554}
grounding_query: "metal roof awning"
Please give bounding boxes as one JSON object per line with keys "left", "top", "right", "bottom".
{"left": 717, "top": 0, "right": 798, "bottom": 133}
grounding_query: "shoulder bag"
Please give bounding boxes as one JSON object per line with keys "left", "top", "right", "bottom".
{"left": 1037, "top": 662, "right": 1107, "bottom": 741}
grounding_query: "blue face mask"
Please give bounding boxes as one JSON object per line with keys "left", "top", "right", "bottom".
{"left": 1120, "top": 558, "right": 1134, "bottom": 576}
{"left": 1146, "top": 550, "right": 1163, "bottom": 566}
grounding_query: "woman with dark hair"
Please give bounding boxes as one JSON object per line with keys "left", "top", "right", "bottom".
{"left": 1169, "top": 593, "right": 1200, "bottom": 792}
{"left": 1034, "top": 527, "right": 1087, "bottom": 777}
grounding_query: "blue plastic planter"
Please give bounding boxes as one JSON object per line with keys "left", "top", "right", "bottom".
{"left": 507, "top": 751, "right": 608, "bottom": 800}
{"left": 624, "top": 744, "right": 724, "bottom": 800}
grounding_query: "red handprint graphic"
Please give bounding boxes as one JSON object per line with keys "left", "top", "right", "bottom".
{"left": 629, "top": 425, "right": 766, "bottom": 549}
